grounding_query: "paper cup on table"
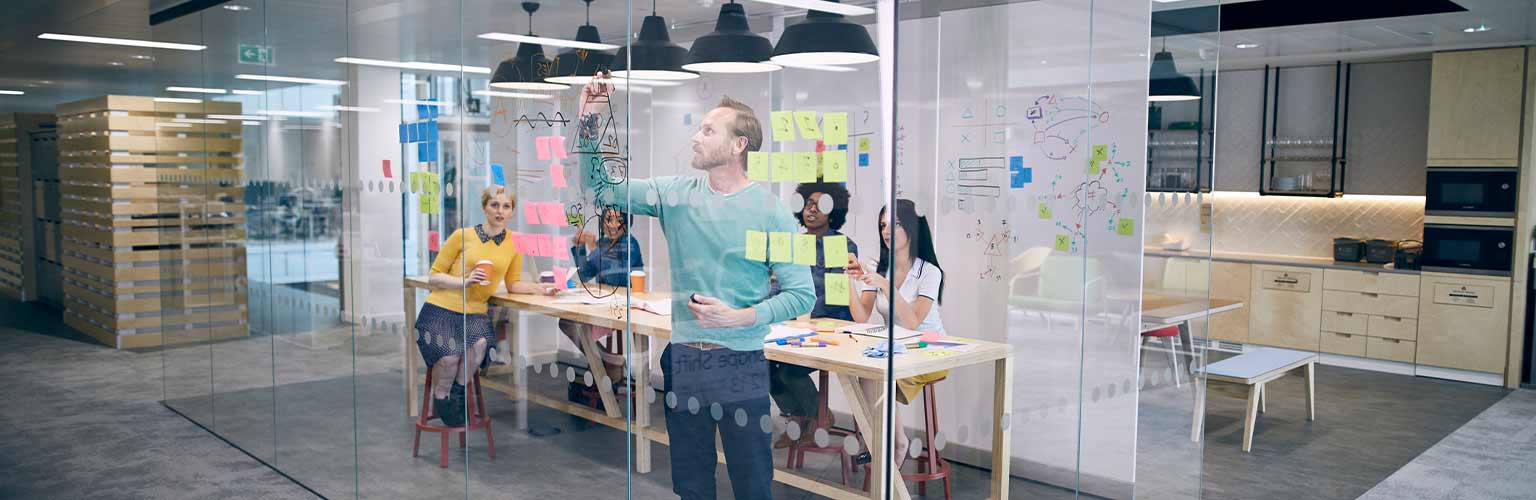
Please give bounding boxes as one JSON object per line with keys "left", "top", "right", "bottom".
{"left": 539, "top": 271, "right": 555, "bottom": 285}
{"left": 629, "top": 271, "right": 647, "bottom": 293}
{"left": 473, "top": 260, "right": 494, "bottom": 285}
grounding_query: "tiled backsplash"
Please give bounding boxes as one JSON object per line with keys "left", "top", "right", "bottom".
{"left": 1144, "top": 192, "right": 1425, "bottom": 259}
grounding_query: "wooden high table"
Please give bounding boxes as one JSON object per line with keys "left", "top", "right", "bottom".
{"left": 403, "top": 277, "right": 1015, "bottom": 500}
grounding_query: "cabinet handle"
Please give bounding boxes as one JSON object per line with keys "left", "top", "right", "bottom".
{"left": 1382, "top": 338, "right": 1400, "bottom": 344}
{"left": 1383, "top": 316, "right": 1401, "bottom": 321}
{"left": 1363, "top": 292, "right": 1379, "bottom": 298}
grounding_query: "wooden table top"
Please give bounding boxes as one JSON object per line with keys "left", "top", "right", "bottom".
{"left": 1140, "top": 292, "right": 1245, "bottom": 327}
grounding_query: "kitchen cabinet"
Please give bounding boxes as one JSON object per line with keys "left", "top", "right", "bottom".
{"left": 1367, "top": 337, "right": 1417, "bottom": 363}
{"left": 1210, "top": 261, "right": 1252, "bottom": 343}
{"left": 1321, "top": 331, "right": 1367, "bottom": 357}
{"left": 1248, "top": 265, "right": 1322, "bottom": 351}
{"left": 1323, "top": 269, "right": 1421, "bottom": 361}
{"left": 1416, "top": 272, "right": 1511, "bottom": 374}
{"left": 1426, "top": 48, "right": 1527, "bottom": 167}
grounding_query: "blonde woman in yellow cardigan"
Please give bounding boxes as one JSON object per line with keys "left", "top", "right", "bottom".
{"left": 417, "top": 186, "right": 556, "bottom": 425}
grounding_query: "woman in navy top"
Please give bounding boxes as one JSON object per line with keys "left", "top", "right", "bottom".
{"left": 559, "top": 206, "right": 644, "bottom": 386}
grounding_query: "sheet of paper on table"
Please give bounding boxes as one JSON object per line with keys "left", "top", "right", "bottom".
{"left": 551, "top": 292, "right": 626, "bottom": 305}
{"left": 633, "top": 300, "right": 672, "bottom": 316}
{"left": 766, "top": 324, "right": 815, "bottom": 343}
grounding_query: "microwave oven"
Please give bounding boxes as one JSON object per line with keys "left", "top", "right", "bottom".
{"left": 1421, "top": 223, "right": 1514, "bottom": 276}
{"left": 1425, "top": 168, "right": 1517, "bottom": 217}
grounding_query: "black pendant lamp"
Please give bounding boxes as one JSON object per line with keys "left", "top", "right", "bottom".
{"left": 490, "top": 2, "right": 568, "bottom": 91}
{"left": 611, "top": 0, "right": 698, "bottom": 81}
{"left": 769, "top": 0, "right": 878, "bottom": 66}
{"left": 1148, "top": 39, "right": 1200, "bottom": 102}
{"left": 683, "top": 1, "right": 779, "bottom": 74}
{"left": 547, "top": 0, "right": 616, "bottom": 85}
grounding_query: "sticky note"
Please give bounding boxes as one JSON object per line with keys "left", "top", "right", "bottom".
{"left": 550, "top": 161, "right": 567, "bottom": 188}
{"left": 858, "top": 153, "right": 870, "bottom": 167}
{"left": 524, "top": 204, "right": 541, "bottom": 225}
{"left": 538, "top": 234, "right": 555, "bottom": 257}
{"left": 769, "top": 231, "right": 792, "bottom": 263}
{"left": 771, "top": 112, "right": 795, "bottom": 141}
{"left": 405, "top": 123, "right": 418, "bottom": 142}
{"left": 745, "top": 230, "right": 768, "bottom": 262}
{"left": 428, "top": 121, "right": 439, "bottom": 142}
{"left": 771, "top": 152, "right": 794, "bottom": 182}
{"left": 425, "top": 173, "right": 440, "bottom": 194}
{"left": 794, "top": 111, "right": 821, "bottom": 139}
{"left": 417, "top": 143, "right": 430, "bottom": 162}
{"left": 551, "top": 136, "right": 568, "bottom": 159}
{"left": 822, "top": 112, "right": 848, "bottom": 145}
{"left": 428, "top": 230, "right": 440, "bottom": 252}
{"left": 1054, "top": 234, "right": 1070, "bottom": 252}
{"left": 539, "top": 202, "right": 566, "bottom": 226}
{"left": 1116, "top": 217, "right": 1136, "bottom": 236}
{"left": 824, "top": 274, "right": 850, "bottom": 306}
{"left": 858, "top": 137, "right": 871, "bottom": 152}
{"left": 1087, "top": 158, "right": 1100, "bottom": 175}
{"left": 409, "top": 172, "right": 421, "bottom": 193}
{"left": 553, "top": 266, "right": 569, "bottom": 289}
{"left": 747, "top": 152, "right": 769, "bottom": 181}
{"left": 1091, "top": 144, "right": 1108, "bottom": 162}
{"left": 418, "top": 193, "right": 432, "bottom": 213}
{"left": 1037, "top": 202, "right": 1052, "bottom": 219}
{"left": 794, "top": 234, "right": 818, "bottom": 266}
{"left": 794, "top": 152, "right": 818, "bottom": 183}
{"left": 822, "top": 151, "right": 847, "bottom": 182}
{"left": 822, "top": 235, "right": 848, "bottom": 268}
{"left": 382, "top": 159, "right": 392, "bottom": 179}
{"left": 536, "top": 136, "right": 551, "bottom": 160}
{"left": 1011, "top": 167, "right": 1031, "bottom": 188}
{"left": 399, "top": 123, "right": 408, "bottom": 143}
{"left": 491, "top": 163, "right": 505, "bottom": 186}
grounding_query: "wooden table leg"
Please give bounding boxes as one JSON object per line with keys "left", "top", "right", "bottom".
{"left": 1242, "top": 382, "right": 1262, "bottom": 453}
{"left": 577, "top": 332, "right": 622, "bottom": 419}
{"left": 1258, "top": 384, "right": 1266, "bottom": 414}
{"left": 404, "top": 287, "right": 420, "bottom": 418}
{"left": 1177, "top": 321, "right": 1198, "bottom": 374}
{"left": 991, "top": 356, "right": 1013, "bottom": 500}
{"left": 835, "top": 374, "right": 912, "bottom": 500}
{"left": 630, "top": 330, "right": 652, "bottom": 474}
{"left": 1304, "top": 362, "right": 1316, "bottom": 421}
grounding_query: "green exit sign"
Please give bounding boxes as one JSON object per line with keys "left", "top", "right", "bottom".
{"left": 238, "top": 44, "right": 274, "bottom": 65}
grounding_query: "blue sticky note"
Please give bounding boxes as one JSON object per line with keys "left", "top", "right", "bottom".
{"left": 683, "top": 113, "right": 691, "bottom": 126}
{"left": 858, "top": 153, "right": 870, "bottom": 167}
{"left": 1010, "top": 156, "right": 1024, "bottom": 170}
{"left": 1011, "top": 166, "right": 1032, "bottom": 188}
{"left": 428, "top": 121, "right": 439, "bottom": 142}
{"left": 405, "top": 123, "right": 417, "bottom": 143}
{"left": 417, "top": 144, "right": 428, "bottom": 162}
{"left": 416, "top": 104, "right": 426, "bottom": 118}
{"left": 398, "top": 123, "right": 407, "bottom": 143}
{"left": 428, "top": 141, "right": 438, "bottom": 160}
{"left": 491, "top": 163, "right": 506, "bottom": 186}
{"left": 838, "top": 144, "right": 848, "bottom": 151}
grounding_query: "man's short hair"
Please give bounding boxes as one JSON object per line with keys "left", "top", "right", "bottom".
{"left": 716, "top": 95, "right": 762, "bottom": 166}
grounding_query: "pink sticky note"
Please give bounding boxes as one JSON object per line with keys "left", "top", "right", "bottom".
{"left": 427, "top": 229, "right": 439, "bottom": 252}
{"left": 523, "top": 204, "right": 540, "bottom": 225}
{"left": 920, "top": 331, "right": 943, "bottom": 343}
{"left": 382, "top": 159, "right": 392, "bottom": 179}
{"left": 536, "top": 234, "right": 554, "bottom": 257}
{"left": 550, "top": 136, "right": 567, "bottom": 159}
{"left": 549, "top": 161, "right": 568, "bottom": 188}
{"left": 538, "top": 202, "right": 566, "bottom": 226}
{"left": 553, "top": 266, "right": 569, "bottom": 289}
{"left": 536, "top": 136, "right": 551, "bottom": 160}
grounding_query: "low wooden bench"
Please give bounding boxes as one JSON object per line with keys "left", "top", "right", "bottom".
{"left": 1192, "top": 348, "right": 1316, "bottom": 452}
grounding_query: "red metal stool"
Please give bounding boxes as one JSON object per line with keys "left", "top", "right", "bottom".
{"left": 412, "top": 369, "right": 495, "bottom": 468}
{"left": 1141, "top": 325, "right": 1184, "bottom": 387}
{"left": 786, "top": 370, "right": 855, "bottom": 486}
{"left": 861, "top": 377, "right": 953, "bottom": 499}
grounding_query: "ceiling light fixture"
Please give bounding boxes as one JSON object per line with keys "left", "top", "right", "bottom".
{"left": 231, "top": 89, "right": 263, "bottom": 95}
{"left": 384, "top": 99, "right": 453, "bottom": 106}
{"left": 222, "top": 4, "right": 251, "bottom": 11}
{"left": 684, "top": 1, "right": 781, "bottom": 73}
{"left": 489, "top": 2, "right": 569, "bottom": 91}
{"left": 1463, "top": 24, "right": 1491, "bottom": 33}
{"left": 257, "top": 109, "right": 331, "bottom": 118}
{"left": 0, "top": 90, "right": 25, "bottom": 95}
{"left": 1235, "top": 43, "right": 1260, "bottom": 49}
{"left": 612, "top": 0, "right": 699, "bottom": 81}
{"left": 769, "top": 0, "right": 879, "bottom": 66}
{"left": 235, "top": 74, "right": 347, "bottom": 86}
{"left": 209, "top": 114, "right": 272, "bottom": 121}
{"left": 153, "top": 97, "right": 203, "bottom": 103}
{"left": 334, "top": 57, "right": 491, "bottom": 74}
{"left": 774, "top": 61, "right": 858, "bottom": 72}
{"left": 546, "top": 0, "right": 617, "bottom": 85}
{"left": 746, "top": 0, "right": 874, "bottom": 16}
{"left": 166, "top": 86, "right": 228, "bottom": 94}
{"left": 38, "top": 33, "right": 205, "bottom": 51}
{"left": 318, "top": 105, "right": 380, "bottom": 113}
{"left": 172, "top": 118, "right": 228, "bottom": 124}
{"left": 108, "top": 61, "right": 125, "bottom": 66}
{"left": 1148, "top": 38, "right": 1200, "bottom": 102}
{"left": 472, "top": 89, "right": 556, "bottom": 99}
{"left": 130, "top": 54, "right": 154, "bottom": 60}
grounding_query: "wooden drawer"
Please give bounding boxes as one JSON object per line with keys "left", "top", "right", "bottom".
{"left": 1259, "top": 268, "right": 1312, "bottom": 292}
{"left": 1322, "top": 310, "right": 1367, "bottom": 334}
{"left": 1367, "top": 314, "right": 1417, "bottom": 341}
{"left": 1248, "top": 265, "right": 1322, "bottom": 351}
{"left": 1321, "top": 331, "right": 1367, "bottom": 357}
{"left": 1323, "top": 269, "right": 1420, "bottom": 296}
{"left": 1322, "top": 290, "right": 1419, "bottom": 318}
{"left": 1367, "top": 337, "right": 1416, "bottom": 363}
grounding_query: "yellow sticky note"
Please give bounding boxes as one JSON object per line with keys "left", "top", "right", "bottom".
{"left": 794, "top": 111, "right": 821, "bottom": 140}
{"left": 822, "top": 235, "right": 848, "bottom": 269}
{"left": 1117, "top": 217, "right": 1136, "bottom": 236}
{"left": 822, "top": 112, "right": 848, "bottom": 145}
{"left": 1054, "top": 234, "right": 1070, "bottom": 252}
{"left": 418, "top": 193, "right": 432, "bottom": 214}
{"left": 771, "top": 152, "right": 794, "bottom": 182}
{"left": 1091, "top": 144, "right": 1109, "bottom": 162}
{"left": 1037, "top": 202, "right": 1052, "bottom": 219}
{"left": 858, "top": 137, "right": 871, "bottom": 152}
{"left": 769, "top": 231, "right": 792, "bottom": 263}
{"left": 745, "top": 230, "right": 767, "bottom": 262}
{"left": 795, "top": 152, "right": 818, "bottom": 183}
{"left": 747, "top": 152, "right": 769, "bottom": 181}
{"left": 824, "top": 273, "right": 850, "bottom": 306}
{"left": 1087, "top": 158, "right": 1100, "bottom": 175}
{"left": 794, "top": 234, "right": 818, "bottom": 266}
{"left": 409, "top": 172, "right": 421, "bottom": 193}
{"left": 822, "top": 151, "right": 848, "bottom": 182}
{"left": 771, "top": 112, "right": 795, "bottom": 141}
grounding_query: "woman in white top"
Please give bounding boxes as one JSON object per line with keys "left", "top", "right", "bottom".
{"left": 844, "top": 199, "right": 947, "bottom": 466}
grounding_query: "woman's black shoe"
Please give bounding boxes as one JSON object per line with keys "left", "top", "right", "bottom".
{"left": 433, "top": 395, "right": 464, "bottom": 427}
{"left": 853, "top": 451, "right": 872, "bottom": 465}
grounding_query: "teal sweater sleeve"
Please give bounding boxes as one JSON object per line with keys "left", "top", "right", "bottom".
{"left": 754, "top": 213, "right": 815, "bottom": 326}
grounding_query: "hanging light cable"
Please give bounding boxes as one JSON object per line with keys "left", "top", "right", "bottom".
{"left": 547, "top": 0, "right": 617, "bottom": 85}
{"left": 490, "top": 2, "right": 568, "bottom": 91}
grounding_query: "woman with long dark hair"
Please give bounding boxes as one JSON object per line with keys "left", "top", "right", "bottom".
{"left": 559, "top": 206, "right": 645, "bottom": 386}
{"left": 844, "top": 198, "right": 947, "bottom": 465}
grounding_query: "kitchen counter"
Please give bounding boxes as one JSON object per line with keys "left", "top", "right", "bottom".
{"left": 1145, "top": 248, "right": 1420, "bottom": 275}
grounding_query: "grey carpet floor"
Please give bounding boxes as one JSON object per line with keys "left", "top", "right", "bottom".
{"left": 1357, "top": 389, "right": 1536, "bottom": 500}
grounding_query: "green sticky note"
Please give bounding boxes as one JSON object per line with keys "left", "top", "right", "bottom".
{"left": 822, "top": 235, "right": 848, "bottom": 269}
{"left": 771, "top": 112, "right": 795, "bottom": 141}
{"left": 1054, "top": 234, "right": 1070, "bottom": 252}
{"left": 858, "top": 137, "right": 871, "bottom": 152}
{"left": 794, "top": 234, "right": 818, "bottom": 266}
{"left": 1037, "top": 202, "right": 1052, "bottom": 219}
{"left": 824, "top": 273, "right": 850, "bottom": 306}
{"left": 822, "top": 112, "right": 848, "bottom": 145}
{"left": 795, "top": 152, "right": 818, "bottom": 182}
{"left": 747, "top": 151, "right": 769, "bottom": 181}
{"left": 409, "top": 172, "right": 421, "bottom": 193}
{"left": 822, "top": 151, "right": 847, "bottom": 182}
{"left": 1117, "top": 217, "right": 1136, "bottom": 236}
{"left": 794, "top": 111, "right": 821, "bottom": 140}
{"left": 771, "top": 152, "right": 794, "bottom": 182}
{"left": 745, "top": 230, "right": 768, "bottom": 262}
{"left": 769, "top": 231, "right": 792, "bottom": 263}
{"left": 1087, "top": 158, "right": 1100, "bottom": 175}
{"left": 1091, "top": 144, "right": 1108, "bottom": 162}
{"left": 418, "top": 193, "right": 431, "bottom": 214}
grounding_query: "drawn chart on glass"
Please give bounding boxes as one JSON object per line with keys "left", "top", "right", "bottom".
{"left": 1036, "top": 142, "right": 1136, "bottom": 254}
{"left": 946, "top": 156, "right": 1006, "bottom": 200}
{"left": 964, "top": 217, "right": 1016, "bottom": 281}
{"left": 1026, "top": 94, "right": 1110, "bottom": 160}
{"left": 571, "top": 79, "right": 630, "bottom": 299}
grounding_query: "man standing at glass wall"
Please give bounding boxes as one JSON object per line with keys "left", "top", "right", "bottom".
{"left": 577, "top": 74, "right": 813, "bottom": 500}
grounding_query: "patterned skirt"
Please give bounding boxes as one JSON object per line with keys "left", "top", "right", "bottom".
{"left": 414, "top": 303, "right": 493, "bottom": 369}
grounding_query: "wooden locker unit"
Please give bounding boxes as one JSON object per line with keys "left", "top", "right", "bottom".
{"left": 55, "top": 96, "right": 248, "bottom": 349}
{"left": 1426, "top": 47, "right": 1527, "bottom": 167}
{"left": 1248, "top": 265, "right": 1323, "bottom": 351}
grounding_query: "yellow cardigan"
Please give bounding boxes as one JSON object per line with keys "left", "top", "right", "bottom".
{"left": 425, "top": 227, "right": 524, "bottom": 315}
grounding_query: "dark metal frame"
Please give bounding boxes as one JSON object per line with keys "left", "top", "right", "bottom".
{"left": 1148, "top": 68, "right": 1214, "bottom": 193}
{"left": 1259, "top": 62, "right": 1352, "bottom": 197}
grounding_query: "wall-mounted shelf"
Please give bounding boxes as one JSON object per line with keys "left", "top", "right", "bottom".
{"left": 1259, "top": 62, "right": 1352, "bottom": 197}
{"left": 1148, "top": 70, "right": 1214, "bottom": 193}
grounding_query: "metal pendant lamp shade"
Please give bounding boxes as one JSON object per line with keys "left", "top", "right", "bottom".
{"left": 490, "top": 2, "right": 567, "bottom": 91}
{"left": 547, "top": 0, "right": 615, "bottom": 85}
{"left": 683, "top": 2, "right": 779, "bottom": 74}
{"left": 769, "top": 1, "right": 878, "bottom": 66}
{"left": 612, "top": 9, "right": 698, "bottom": 81}
{"left": 1148, "top": 50, "right": 1200, "bottom": 102}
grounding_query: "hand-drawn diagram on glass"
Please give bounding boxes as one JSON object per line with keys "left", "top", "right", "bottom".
{"left": 1026, "top": 94, "right": 1110, "bottom": 160}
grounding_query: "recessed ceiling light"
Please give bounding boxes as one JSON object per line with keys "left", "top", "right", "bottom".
{"left": 477, "top": 32, "right": 618, "bottom": 51}
{"left": 745, "top": 0, "right": 874, "bottom": 16}
{"left": 166, "top": 86, "right": 228, "bottom": 94}
{"left": 208, "top": 114, "right": 271, "bottom": 121}
{"left": 230, "top": 89, "right": 263, "bottom": 95}
{"left": 38, "top": 33, "right": 205, "bottom": 51}
{"left": 172, "top": 118, "right": 228, "bottom": 124}
{"left": 234, "top": 74, "right": 347, "bottom": 86}
{"left": 1463, "top": 24, "right": 1491, "bottom": 33}
{"left": 384, "top": 99, "right": 454, "bottom": 106}
{"left": 222, "top": 4, "right": 251, "bottom": 11}
{"left": 130, "top": 54, "right": 154, "bottom": 60}
{"left": 471, "top": 90, "right": 554, "bottom": 99}
{"left": 109, "top": 61, "right": 125, "bottom": 66}
{"left": 317, "top": 105, "right": 379, "bottom": 113}
{"left": 0, "top": 90, "right": 25, "bottom": 95}
{"left": 334, "top": 57, "right": 491, "bottom": 74}
{"left": 1235, "top": 43, "right": 1260, "bottom": 49}
{"left": 153, "top": 97, "right": 202, "bottom": 103}
{"left": 257, "top": 109, "right": 331, "bottom": 118}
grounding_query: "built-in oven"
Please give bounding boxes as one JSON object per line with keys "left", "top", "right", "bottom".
{"left": 1421, "top": 223, "right": 1514, "bottom": 276}
{"left": 1425, "top": 168, "right": 1518, "bottom": 217}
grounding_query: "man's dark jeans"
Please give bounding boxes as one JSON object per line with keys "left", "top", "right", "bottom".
{"left": 662, "top": 343, "right": 773, "bottom": 500}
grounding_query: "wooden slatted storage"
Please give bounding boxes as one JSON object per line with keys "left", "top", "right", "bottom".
{"left": 56, "top": 96, "right": 248, "bottom": 349}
